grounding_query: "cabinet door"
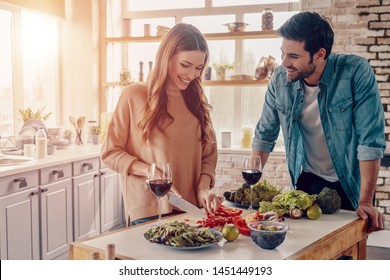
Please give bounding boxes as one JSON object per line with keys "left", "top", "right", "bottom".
{"left": 100, "top": 168, "right": 123, "bottom": 232}
{"left": 40, "top": 179, "right": 73, "bottom": 260}
{"left": 73, "top": 172, "right": 100, "bottom": 241}
{"left": 0, "top": 188, "right": 40, "bottom": 260}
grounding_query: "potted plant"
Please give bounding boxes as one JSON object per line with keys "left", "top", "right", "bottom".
{"left": 90, "top": 125, "right": 101, "bottom": 145}
{"left": 18, "top": 107, "right": 52, "bottom": 123}
{"left": 212, "top": 63, "right": 235, "bottom": 80}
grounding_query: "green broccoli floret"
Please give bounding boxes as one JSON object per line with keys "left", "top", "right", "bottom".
{"left": 316, "top": 187, "right": 341, "bottom": 214}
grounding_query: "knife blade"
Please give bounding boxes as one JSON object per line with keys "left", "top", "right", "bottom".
{"left": 167, "top": 192, "right": 205, "bottom": 218}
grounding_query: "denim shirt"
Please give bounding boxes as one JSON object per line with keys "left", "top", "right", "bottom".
{"left": 252, "top": 53, "right": 386, "bottom": 209}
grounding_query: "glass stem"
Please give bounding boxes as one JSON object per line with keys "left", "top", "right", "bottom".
{"left": 249, "top": 184, "right": 254, "bottom": 211}
{"left": 158, "top": 197, "right": 162, "bottom": 225}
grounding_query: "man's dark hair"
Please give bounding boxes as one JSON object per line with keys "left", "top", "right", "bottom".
{"left": 276, "top": 11, "right": 334, "bottom": 59}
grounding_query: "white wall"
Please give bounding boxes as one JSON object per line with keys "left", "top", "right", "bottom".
{"left": 60, "top": 0, "right": 99, "bottom": 131}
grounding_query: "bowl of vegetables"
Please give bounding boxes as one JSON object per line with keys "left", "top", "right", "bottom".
{"left": 248, "top": 220, "right": 288, "bottom": 250}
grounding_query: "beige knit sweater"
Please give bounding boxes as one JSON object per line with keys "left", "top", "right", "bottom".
{"left": 100, "top": 83, "right": 217, "bottom": 222}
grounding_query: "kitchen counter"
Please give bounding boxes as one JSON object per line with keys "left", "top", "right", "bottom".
{"left": 0, "top": 144, "right": 101, "bottom": 177}
{"left": 70, "top": 210, "right": 368, "bottom": 260}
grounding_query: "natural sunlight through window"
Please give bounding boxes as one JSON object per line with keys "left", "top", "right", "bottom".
{"left": 21, "top": 10, "right": 58, "bottom": 127}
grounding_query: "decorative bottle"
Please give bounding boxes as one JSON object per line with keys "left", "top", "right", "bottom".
{"left": 262, "top": 8, "right": 274, "bottom": 30}
{"left": 35, "top": 126, "right": 47, "bottom": 159}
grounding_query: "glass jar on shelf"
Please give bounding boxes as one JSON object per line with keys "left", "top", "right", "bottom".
{"left": 261, "top": 8, "right": 274, "bottom": 30}
{"left": 241, "top": 126, "right": 253, "bottom": 149}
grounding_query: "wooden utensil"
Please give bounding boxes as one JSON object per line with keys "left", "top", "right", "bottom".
{"left": 69, "top": 116, "right": 77, "bottom": 129}
{"left": 75, "top": 116, "right": 86, "bottom": 145}
{"left": 77, "top": 116, "right": 86, "bottom": 131}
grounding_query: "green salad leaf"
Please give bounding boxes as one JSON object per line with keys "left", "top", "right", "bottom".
{"left": 259, "top": 190, "right": 316, "bottom": 215}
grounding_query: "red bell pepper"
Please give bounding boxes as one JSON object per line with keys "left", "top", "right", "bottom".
{"left": 233, "top": 216, "right": 251, "bottom": 236}
{"left": 217, "top": 205, "right": 243, "bottom": 217}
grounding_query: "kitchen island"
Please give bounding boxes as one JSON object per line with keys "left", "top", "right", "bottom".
{"left": 70, "top": 210, "right": 368, "bottom": 260}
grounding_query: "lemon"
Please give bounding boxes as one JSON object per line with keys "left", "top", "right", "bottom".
{"left": 222, "top": 224, "right": 240, "bottom": 242}
{"left": 306, "top": 204, "right": 322, "bottom": 220}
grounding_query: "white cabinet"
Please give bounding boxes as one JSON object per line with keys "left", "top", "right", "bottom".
{"left": 0, "top": 165, "right": 73, "bottom": 260}
{"left": 0, "top": 154, "right": 125, "bottom": 259}
{"left": 72, "top": 157, "right": 101, "bottom": 242}
{"left": 39, "top": 163, "right": 73, "bottom": 260}
{"left": 99, "top": 167, "right": 124, "bottom": 232}
{"left": 0, "top": 170, "right": 40, "bottom": 260}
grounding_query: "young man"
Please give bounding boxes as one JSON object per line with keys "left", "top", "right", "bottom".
{"left": 252, "top": 11, "right": 386, "bottom": 232}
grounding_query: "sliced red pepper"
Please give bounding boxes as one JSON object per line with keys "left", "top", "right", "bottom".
{"left": 196, "top": 206, "right": 242, "bottom": 228}
{"left": 218, "top": 205, "right": 243, "bottom": 217}
{"left": 196, "top": 215, "right": 233, "bottom": 228}
{"left": 215, "top": 209, "right": 230, "bottom": 217}
{"left": 233, "top": 216, "right": 251, "bottom": 236}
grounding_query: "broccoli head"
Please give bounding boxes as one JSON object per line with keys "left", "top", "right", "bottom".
{"left": 316, "top": 187, "right": 341, "bottom": 214}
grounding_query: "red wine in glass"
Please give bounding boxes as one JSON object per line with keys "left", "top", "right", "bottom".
{"left": 242, "top": 170, "right": 262, "bottom": 185}
{"left": 242, "top": 155, "right": 262, "bottom": 211}
{"left": 148, "top": 162, "right": 172, "bottom": 225}
{"left": 149, "top": 179, "right": 172, "bottom": 197}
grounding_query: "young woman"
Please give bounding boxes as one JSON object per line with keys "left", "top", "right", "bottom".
{"left": 101, "top": 23, "right": 221, "bottom": 225}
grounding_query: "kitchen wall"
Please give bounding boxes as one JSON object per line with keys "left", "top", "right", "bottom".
{"left": 217, "top": 0, "right": 390, "bottom": 230}
{"left": 60, "top": 0, "right": 100, "bottom": 128}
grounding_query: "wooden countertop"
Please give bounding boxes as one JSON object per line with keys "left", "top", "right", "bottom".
{"left": 70, "top": 210, "right": 368, "bottom": 260}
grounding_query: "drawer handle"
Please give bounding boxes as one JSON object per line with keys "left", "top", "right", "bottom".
{"left": 29, "top": 188, "right": 48, "bottom": 197}
{"left": 52, "top": 169, "right": 64, "bottom": 178}
{"left": 30, "top": 190, "right": 39, "bottom": 196}
{"left": 14, "top": 177, "right": 28, "bottom": 188}
{"left": 82, "top": 162, "right": 93, "bottom": 170}
{"left": 93, "top": 171, "right": 106, "bottom": 178}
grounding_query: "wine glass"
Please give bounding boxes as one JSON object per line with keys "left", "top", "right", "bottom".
{"left": 242, "top": 155, "right": 262, "bottom": 211}
{"left": 147, "top": 162, "right": 172, "bottom": 225}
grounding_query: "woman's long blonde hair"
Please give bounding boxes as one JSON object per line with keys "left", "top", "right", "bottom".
{"left": 138, "top": 23, "right": 214, "bottom": 144}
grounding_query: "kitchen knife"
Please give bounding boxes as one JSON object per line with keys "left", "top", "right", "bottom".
{"left": 167, "top": 192, "right": 205, "bottom": 218}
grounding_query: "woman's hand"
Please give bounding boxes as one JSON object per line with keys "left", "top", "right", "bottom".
{"left": 197, "top": 188, "right": 224, "bottom": 215}
{"left": 356, "top": 201, "right": 384, "bottom": 232}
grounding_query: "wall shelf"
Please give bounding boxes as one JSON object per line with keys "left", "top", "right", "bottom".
{"left": 104, "top": 30, "right": 277, "bottom": 44}
{"left": 103, "top": 79, "right": 269, "bottom": 88}
{"left": 102, "top": 30, "right": 276, "bottom": 96}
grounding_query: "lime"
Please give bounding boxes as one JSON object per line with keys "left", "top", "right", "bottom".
{"left": 306, "top": 204, "right": 322, "bottom": 220}
{"left": 222, "top": 224, "right": 240, "bottom": 242}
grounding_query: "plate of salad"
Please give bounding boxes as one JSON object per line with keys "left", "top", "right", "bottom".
{"left": 143, "top": 221, "right": 222, "bottom": 250}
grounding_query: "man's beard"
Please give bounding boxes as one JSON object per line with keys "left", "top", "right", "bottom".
{"left": 286, "top": 61, "right": 316, "bottom": 83}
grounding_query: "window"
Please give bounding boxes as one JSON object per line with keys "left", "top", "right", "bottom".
{"left": 0, "top": 9, "right": 13, "bottom": 137}
{"left": 105, "top": 0, "right": 299, "bottom": 149}
{"left": 0, "top": 4, "right": 58, "bottom": 139}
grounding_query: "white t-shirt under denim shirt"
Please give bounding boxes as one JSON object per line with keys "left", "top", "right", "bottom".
{"left": 299, "top": 82, "right": 338, "bottom": 182}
